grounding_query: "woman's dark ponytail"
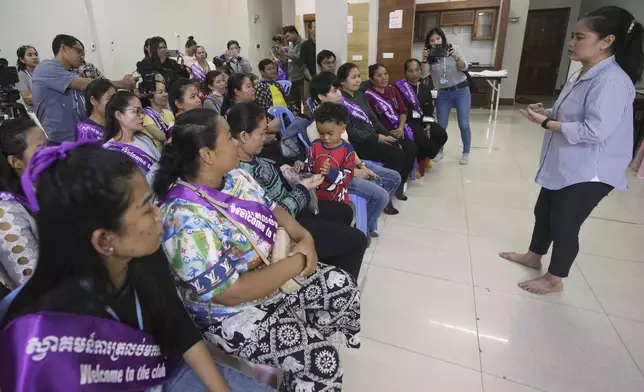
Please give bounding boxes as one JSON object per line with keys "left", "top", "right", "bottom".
{"left": 0, "top": 117, "right": 37, "bottom": 196}
{"left": 584, "top": 6, "right": 644, "bottom": 83}
{"left": 620, "top": 21, "right": 644, "bottom": 83}
{"left": 153, "top": 142, "right": 182, "bottom": 198}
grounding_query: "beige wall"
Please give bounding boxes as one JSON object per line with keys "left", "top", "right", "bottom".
{"left": 500, "top": 0, "right": 530, "bottom": 99}
{"left": 247, "top": 0, "right": 284, "bottom": 71}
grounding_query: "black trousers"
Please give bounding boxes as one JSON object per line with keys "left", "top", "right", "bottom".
{"left": 353, "top": 139, "right": 417, "bottom": 195}
{"left": 296, "top": 200, "right": 367, "bottom": 280}
{"left": 288, "top": 78, "right": 306, "bottom": 113}
{"left": 529, "top": 182, "right": 613, "bottom": 278}
{"left": 409, "top": 122, "right": 449, "bottom": 160}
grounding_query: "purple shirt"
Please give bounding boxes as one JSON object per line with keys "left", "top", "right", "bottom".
{"left": 536, "top": 56, "right": 634, "bottom": 190}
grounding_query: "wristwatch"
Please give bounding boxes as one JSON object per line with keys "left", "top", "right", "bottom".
{"left": 541, "top": 118, "right": 552, "bottom": 129}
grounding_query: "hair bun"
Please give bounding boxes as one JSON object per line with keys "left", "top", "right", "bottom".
{"left": 188, "top": 36, "right": 194, "bottom": 40}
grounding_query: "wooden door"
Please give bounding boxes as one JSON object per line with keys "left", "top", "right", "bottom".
{"left": 348, "top": 3, "right": 370, "bottom": 79}
{"left": 516, "top": 8, "right": 570, "bottom": 96}
{"left": 377, "top": 0, "right": 416, "bottom": 82}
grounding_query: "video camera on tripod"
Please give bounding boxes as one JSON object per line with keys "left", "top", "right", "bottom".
{"left": 0, "top": 58, "right": 28, "bottom": 121}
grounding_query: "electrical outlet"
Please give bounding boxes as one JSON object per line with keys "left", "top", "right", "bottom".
{"left": 91, "top": 43, "right": 96, "bottom": 51}
{"left": 174, "top": 32, "right": 179, "bottom": 37}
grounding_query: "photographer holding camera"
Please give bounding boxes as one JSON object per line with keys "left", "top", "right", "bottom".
{"left": 422, "top": 28, "right": 472, "bottom": 165}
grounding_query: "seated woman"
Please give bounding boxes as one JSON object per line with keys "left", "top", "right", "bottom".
{"left": 103, "top": 91, "right": 160, "bottom": 178}
{"left": 180, "top": 36, "right": 198, "bottom": 68}
{"left": 169, "top": 78, "right": 204, "bottom": 117}
{"left": 15, "top": 45, "right": 39, "bottom": 112}
{"left": 191, "top": 45, "right": 216, "bottom": 82}
{"left": 76, "top": 79, "right": 116, "bottom": 141}
{"left": 397, "top": 58, "right": 448, "bottom": 174}
{"left": 136, "top": 36, "right": 190, "bottom": 88}
{"left": 154, "top": 109, "right": 361, "bottom": 392}
{"left": 219, "top": 40, "right": 253, "bottom": 75}
{"left": 229, "top": 103, "right": 366, "bottom": 279}
{"left": 271, "top": 34, "right": 289, "bottom": 81}
{"left": 0, "top": 142, "right": 273, "bottom": 392}
{"left": 337, "top": 62, "right": 411, "bottom": 200}
{"left": 222, "top": 74, "right": 284, "bottom": 164}
{"left": 143, "top": 80, "right": 175, "bottom": 151}
{"left": 202, "top": 71, "right": 226, "bottom": 114}
{"left": 365, "top": 64, "right": 422, "bottom": 184}
{"left": 0, "top": 118, "right": 46, "bottom": 291}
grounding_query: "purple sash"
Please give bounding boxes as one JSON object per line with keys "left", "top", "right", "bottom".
{"left": 395, "top": 79, "right": 423, "bottom": 116}
{"left": 104, "top": 141, "right": 155, "bottom": 173}
{"left": 203, "top": 96, "right": 222, "bottom": 113}
{"left": 277, "top": 64, "right": 288, "bottom": 81}
{"left": 0, "top": 311, "right": 180, "bottom": 391}
{"left": 76, "top": 122, "right": 104, "bottom": 142}
{"left": 365, "top": 89, "right": 414, "bottom": 141}
{"left": 340, "top": 97, "right": 373, "bottom": 127}
{"left": 161, "top": 182, "right": 278, "bottom": 245}
{"left": 143, "top": 108, "right": 172, "bottom": 138}
{"left": 190, "top": 63, "right": 207, "bottom": 82}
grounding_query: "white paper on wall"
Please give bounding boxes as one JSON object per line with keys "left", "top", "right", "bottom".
{"left": 352, "top": 55, "right": 363, "bottom": 61}
{"left": 389, "top": 10, "right": 403, "bottom": 29}
{"left": 382, "top": 53, "right": 394, "bottom": 59}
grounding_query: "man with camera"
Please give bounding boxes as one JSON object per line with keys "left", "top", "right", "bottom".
{"left": 32, "top": 34, "right": 137, "bottom": 145}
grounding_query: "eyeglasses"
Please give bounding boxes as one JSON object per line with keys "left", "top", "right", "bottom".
{"left": 125, "top": 107, "right": 145, "bottom": 116}
{"left": 70, "top": 46, "right": 85, "bottom": 56}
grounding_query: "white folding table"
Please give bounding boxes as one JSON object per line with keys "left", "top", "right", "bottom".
{"left": 469, "top": 70, "right": 508, "bottom": 121}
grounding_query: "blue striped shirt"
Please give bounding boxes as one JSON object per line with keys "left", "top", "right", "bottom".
{"left": 536, "top": 56, "right": 635, "bottom": 190}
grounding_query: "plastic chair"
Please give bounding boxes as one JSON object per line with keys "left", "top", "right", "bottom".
{"left": 276, "top": 80, "right": 292, "bottom": 95}
{"left": 267, "top": 106, "right": 295, "bottom": 139}
{"left": 306, "top": 98, "right": 317, "bottom": 114}
{"left": 349, "top": 193, "right": 369, "bottom": 235}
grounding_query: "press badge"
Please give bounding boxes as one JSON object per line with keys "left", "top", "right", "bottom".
{"left": 440, "top": 76, "right": 449, "bottom": 85}
{"left": 412, "top": 110, "right": 421, "bottom": 119}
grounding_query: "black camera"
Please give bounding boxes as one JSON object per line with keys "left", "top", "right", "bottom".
{"left": 427, "top": 44, "right": 450, "bottom": 58}
{"left": 0, "top": 58, "right": 27, "bottom": 120}
{"left": 138, "top": 72, "right": 157, "bottom": 98}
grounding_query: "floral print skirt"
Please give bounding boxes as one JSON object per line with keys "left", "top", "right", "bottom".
{"left": 202, "top": 263, "right": 361, "bottom": 392}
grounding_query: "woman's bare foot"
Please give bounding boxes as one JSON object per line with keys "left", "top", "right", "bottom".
{"left": 498, "top": 251, "right": 543, "bottom": 269}
{"left": 518, "top": 273, "right": 563, "bottom": 295}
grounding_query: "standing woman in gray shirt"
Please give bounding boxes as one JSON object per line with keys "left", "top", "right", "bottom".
{"left": 422, "top": 28, "right": 472, "bottom": 165}
{"left": 15, "top": 45, "right": 39, "bottom": 112}
{"left": 500, "top": 6, "right": 643, "bottom": 294}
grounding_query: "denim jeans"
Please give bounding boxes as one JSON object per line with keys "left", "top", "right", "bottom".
{"left": 163, "top": 360, "right": 275, "bottom": 392}
{"left": 436, "top": 86, "right": 472, "bottom": 154}
{"left": 348, "top": 163, "right": 401, "bottom": 230}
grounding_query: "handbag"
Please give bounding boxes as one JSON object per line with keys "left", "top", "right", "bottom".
{"left": 176, "top": 180, "right": 305, "bottom": 293}
{"left": 463, "top": 70, "right": 479, "bottom": 94}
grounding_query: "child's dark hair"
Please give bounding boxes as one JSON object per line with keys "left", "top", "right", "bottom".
{"left": 0, "top": 117, "right": 37, "bottom": 196}
{"left": 153, "top": 109, "right": 223, "bottom": 197}
{"left": 169, "top": 78, "right": 196, "bottom": 114}
{"left": 202, "top": 70, "right": 223, "bottom": 94}
{"left": 368, "top": 63, "right": 387, "bottom": 80}
{"left": 309, "top": 72, "right": 342, "bottom": 103}
{"left": 103, "top": 90, "right": 137, "bottom": 143}
{"left": 16, "top": 45, "right": 36, "bottom": 71}
{"left": 314, "top": 102, "right": 348, "bottom": 126}
{"left": 582, "top": 6, "right": 644, "bottom": 83}
{"left": 227, "top": 103, "right": 266, "bottom": 139}
{"left": 85, "top": 79, "right": 115, "bottom": 116}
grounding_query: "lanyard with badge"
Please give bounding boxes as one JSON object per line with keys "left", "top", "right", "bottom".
{"left": 439, "top": 58, "right": 449, "bottom": 86}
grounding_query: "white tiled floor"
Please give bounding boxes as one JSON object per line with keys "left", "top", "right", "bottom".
{"left": 342, "top": 108, "right": 644, "bottom": 392}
